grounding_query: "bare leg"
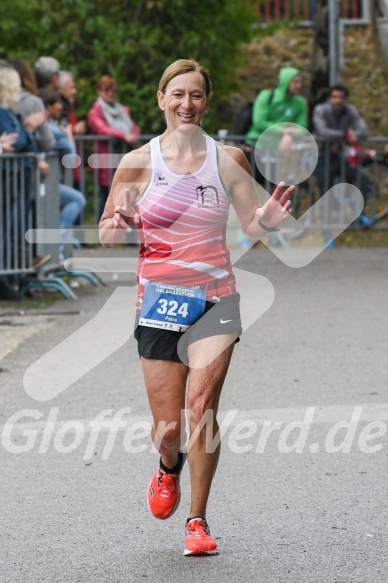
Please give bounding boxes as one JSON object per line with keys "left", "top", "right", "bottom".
{"left": 186, "top": 335, "right": 235, "bottom": 518}
{"left": 141, "top": 357, "right": 188, "bottom": 468}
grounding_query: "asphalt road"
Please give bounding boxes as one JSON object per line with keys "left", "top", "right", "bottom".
{"left": 0, "top": 246, "right": 387, "bottom": 583}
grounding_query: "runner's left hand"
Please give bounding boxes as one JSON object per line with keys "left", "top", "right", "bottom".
{"left": 255, "top": 181, "right": 295, "bottom": 229}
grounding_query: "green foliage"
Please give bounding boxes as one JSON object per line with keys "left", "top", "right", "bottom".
{"left": 0, "top": 0, "right": 257, "bottom": 132}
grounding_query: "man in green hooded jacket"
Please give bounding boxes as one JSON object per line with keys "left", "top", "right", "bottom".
{"left": 235, "top": 67, "right": 307, "bottom": 248}
{"left": 245, "top": 66, "right": 307, "bottom": 153}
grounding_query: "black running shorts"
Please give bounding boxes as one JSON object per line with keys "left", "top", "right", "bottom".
{"left": 134, "top": 292, "right": 242, "bottom": 364}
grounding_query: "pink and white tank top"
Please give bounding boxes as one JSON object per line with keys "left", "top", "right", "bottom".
{"left": 136, "top": 134, "right": 237, "bottom": 301}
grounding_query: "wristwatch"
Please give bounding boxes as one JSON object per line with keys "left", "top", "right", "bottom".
{"left": 258, "top": 219, "right": 280, "bottom": 232}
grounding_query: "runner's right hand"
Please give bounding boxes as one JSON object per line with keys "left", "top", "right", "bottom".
{"left": 112, "top": 187, "right": 140, "bottom": 231}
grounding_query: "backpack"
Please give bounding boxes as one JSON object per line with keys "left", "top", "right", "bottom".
{"left": 231, "top": 91, "right": 275, "bottom": 136}
{"left": 231, "top": 101, "right": 254, "bottom": 136}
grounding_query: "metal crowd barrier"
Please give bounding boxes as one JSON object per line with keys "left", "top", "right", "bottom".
{"left": 0, "top": 152, "right": 63, "bottom": 272}
{"left": 68, "top": 133, "right": 388, "bottom": 251}
{"left": 3, "top": 134, "right": 386, "bottom": 297}
{"left": 0, "top": 152, "right": 37, "bottom": 277}
{"left": 220, "top": 133, "right": 388, "bottom": 234}
{"left": 0, "top": 151, "right": 105, "bottom": 300}
{"left": 74, "top": 134, "right": 154, "bottom": 227}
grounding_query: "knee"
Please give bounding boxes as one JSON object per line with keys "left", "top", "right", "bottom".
{"left": 187, "top": 391, "right": 217, "bottom": 429}
{"left": 75, "top": 190, "right": 86, "bottom": 208}
{"left": 153, "top": 419, "right": 182, "bottom": 449}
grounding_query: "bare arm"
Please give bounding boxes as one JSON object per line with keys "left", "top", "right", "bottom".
{"left": 218, "top": 144, "right": 294, "bottom": 239}
{"left": 98, "top": 145, "right": 152, "bottom": 247}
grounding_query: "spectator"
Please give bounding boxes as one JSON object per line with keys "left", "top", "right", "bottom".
{"left": 312, "top": 83, "right": 374, "bottom": 246}
{"left": 0, "top": 70, "right": 18, "bottom": 152}
{"left": 0, "top": 67, "right": 37, "bottom": 153}
{"left": 87, "top": 75, "right": 140, "bottom": 217}
{"left": 34, "top": 56, "right": 60, "bottom": 90}
{"left": 59, "top": 70, "right": 85, "bottom": 190}
{"left": 58, "top": 70, "right": 85, "bottom": 135}
{"left": 0, "top": 67, "right": 39, "bottom": 299}
{"left": 10, "top": 57, "right": 54, "bottom": 153}
{"left": 245, "top": 66, "right": 307, "bottom": 183}
{"left": 237, "top": 67, "right": 307, "bottom": 248}
{"left": 40, "top": 88, "right": 86, "bottom": 261}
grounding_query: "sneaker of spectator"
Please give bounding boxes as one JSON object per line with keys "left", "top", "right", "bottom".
{"left": 32, "top": 254, "right": 52, "bottom": 269}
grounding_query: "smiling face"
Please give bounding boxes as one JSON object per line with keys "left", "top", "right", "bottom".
{"left": 157, "top": 71, "right": 210, "bottom": 131}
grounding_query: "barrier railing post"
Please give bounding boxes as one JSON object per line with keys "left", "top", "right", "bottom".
{"left": 35, "top": 152, "right": 61, "bottom": 263}
{"left": 0, "top": 153, "right": 38, "bottom": 278}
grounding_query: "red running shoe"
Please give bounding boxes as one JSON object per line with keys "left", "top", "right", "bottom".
{"left": 147, "top": 457, "right": 185, "bottom": 520}
{"left": 183, "top": 517, "right": 219, "bottom": 556}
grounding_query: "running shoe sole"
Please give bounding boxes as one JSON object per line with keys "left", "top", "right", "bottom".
{"left": 183, "top": 516, "right": 219, "bottom": 556}
{"left": 183, "top": 547, "right": 219, "bottom": 556}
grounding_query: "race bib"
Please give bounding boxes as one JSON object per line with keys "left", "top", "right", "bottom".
{"left": 139, "top": 282, "right": 206, "bottom": 332}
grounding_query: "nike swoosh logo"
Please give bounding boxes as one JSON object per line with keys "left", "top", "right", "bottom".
{"left": 220, "top": 319, "right": 232, "bottom": 324}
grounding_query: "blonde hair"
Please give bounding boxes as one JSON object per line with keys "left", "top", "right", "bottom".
{"left": 0, "top": 68, "right": 21, "bottom": 109}
{"left": 158, "top": 59, "right": 212, "bottom": 97}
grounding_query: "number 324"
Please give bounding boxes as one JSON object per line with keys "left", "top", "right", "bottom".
{"left": 157, "top": 299, "right": 189, "bottom": 318}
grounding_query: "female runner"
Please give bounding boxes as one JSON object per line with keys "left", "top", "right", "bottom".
{"left": 99, "top": 59, "right": 294, "bottom": 556}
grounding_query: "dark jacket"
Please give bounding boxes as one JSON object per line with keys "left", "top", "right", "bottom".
{"left": 0, "top": 107, "right": 37, "bottom": 152}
